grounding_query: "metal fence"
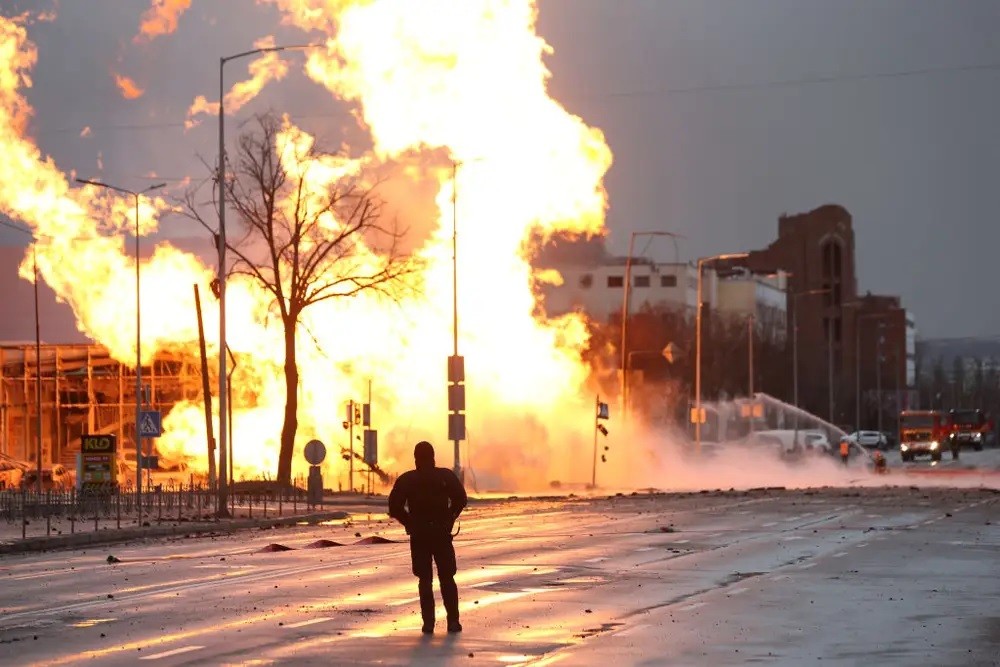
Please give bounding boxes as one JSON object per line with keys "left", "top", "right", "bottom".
{"left": 1, "top": 484, "right": 320, "bottom": 541}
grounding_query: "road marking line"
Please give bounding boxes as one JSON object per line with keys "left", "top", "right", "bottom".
{"left": 679, "top": 602, "right": 705, "bottom": 611}
{"left": 762, "top": 521, "right": 779, "bottom": 527}
{"left": 798, "top": 562, "right": 817, "bottom": 569}
{"left": 139, "top": 645, "right": 204, "bottom": 660}
{"left": 285, "top": 617, "right": 332, "bottom": 629}
{"left": 635, "top": 547, "right": 655, "bottom": 552}
{"left": 583, "top": 557, "right": 607, "bottom": 563}
{"left": 832, "top": 552, "right": 847, "bottom": 558}
{"left": 674, "top": 539, "right": 690, "bottom": 544}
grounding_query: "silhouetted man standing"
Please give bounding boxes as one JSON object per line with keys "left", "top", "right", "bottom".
{"left": 388, "top": 441, "right": 467, "bottom": 634}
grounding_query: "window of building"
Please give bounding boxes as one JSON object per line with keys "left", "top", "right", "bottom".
{"left": 634, "top": 275, "right": 650, "bottom": 288}
{"left": 821, "top": 239, "right": 844, "bottom": 307}
{"left": 579, "top": 273, "right": 593, "bottom": 289}
{"left": 660, "top": 275, "right": 677, "bottom": 287}
{"left": 607, "top": 275, "right": 624, "bottom": 288}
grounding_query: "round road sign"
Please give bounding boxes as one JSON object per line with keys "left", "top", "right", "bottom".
{"left": 304, "top": 439, "right": 327, "bottom": 465}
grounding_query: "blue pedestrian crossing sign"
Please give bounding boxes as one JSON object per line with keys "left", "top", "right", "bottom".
{"left": 138, "top": 410, "right": 162, "bottom": 438}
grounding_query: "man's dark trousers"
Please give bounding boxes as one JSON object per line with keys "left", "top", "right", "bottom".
{"left": 410, "top": 526, "right": 459, "bottom": 627}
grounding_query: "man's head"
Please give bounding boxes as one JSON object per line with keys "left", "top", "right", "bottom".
{"left": 414, "top": 441, "right": 435, "bottom": 469}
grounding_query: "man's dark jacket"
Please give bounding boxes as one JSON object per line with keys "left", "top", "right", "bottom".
{"left": 388, "top": 466, "right": 467, "bottom": 536}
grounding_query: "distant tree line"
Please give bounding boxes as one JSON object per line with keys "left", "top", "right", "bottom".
{"left": 915, "top": 351, "right": 1000, "bottom": 417}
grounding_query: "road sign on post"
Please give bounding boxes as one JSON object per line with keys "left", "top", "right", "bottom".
{"left": 138, "top": 411, "right": 162, "bottom": 438}
{"left": 363, "top": 430, "right": 378, "bottom": 465}
{"left": 304, "top": 439, "right": 327, "bottom": 466}
{"left": 303, "top": 439, "right": 326, "bottom": 506}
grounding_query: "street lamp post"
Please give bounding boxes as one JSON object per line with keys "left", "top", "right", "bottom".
{"left": 695, "top": 252, "right": 748, "bottom": 455}
{"left": 854, "top": 311, "right": 889, "bottom": 433}
{"left": 791, "top": 288, "right": 831, "bottom": 431}
{"left": 876, "top": 322, "right": 886, "bottom": 435}
{"left": 76, "top": 179, "right": 165, "bottom": 523}
{"left": 7, "top": 230, "right": 49, "bottom": 495}
{"left": 217, "top": 43, "right": 317, "bottom": 511}
{"left": 619, "top": 231, "right": 681, "bottom": 419}
{"left": 32, "top": 244, "right": 42, "bottom": 495}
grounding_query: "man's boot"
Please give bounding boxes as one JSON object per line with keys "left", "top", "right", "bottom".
{"left": 418, "top": 577, "right": 435, "bottom": 633}
{"left": 441, "top": 575, "right": 461, "bottom": 632}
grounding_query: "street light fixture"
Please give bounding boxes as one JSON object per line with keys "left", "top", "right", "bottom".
{"left": 694, "top": 252, "right": 748, "bottom": 455}
{"left": 76, "top": 178, "right": 165, "bottom": 523}
{"left": 216, "top": 42, "right": 319, "bottom": 511}
{"left": 619, "top": 230, "right": 682, "bottom": 419}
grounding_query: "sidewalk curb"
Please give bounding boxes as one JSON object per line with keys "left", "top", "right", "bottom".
{"left": 0, "top": 510, "right": 351, "bottom": 556}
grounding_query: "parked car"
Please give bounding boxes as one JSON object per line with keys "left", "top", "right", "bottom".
{"left": 844, "top": 431, "right": 889, "bottom": 450}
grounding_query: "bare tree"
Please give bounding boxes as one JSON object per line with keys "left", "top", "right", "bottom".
{"left": 187, "top": 113, "right": 417, "bottom": 485}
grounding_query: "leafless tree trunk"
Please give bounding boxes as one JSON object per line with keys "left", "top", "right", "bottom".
{"left": 186, "top": 113, "right": 418, "bottom": 485}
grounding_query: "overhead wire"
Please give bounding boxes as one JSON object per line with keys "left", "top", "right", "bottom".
{"left": 582, "top": 60, "right": 1000, "bottom": 100}
{"left": 0, "top": 215, "right": 147, "bottom": 243}
{"left": 27, "top": 60, "right": 1000, "bottom": 140}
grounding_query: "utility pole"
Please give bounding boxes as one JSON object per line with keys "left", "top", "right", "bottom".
{"left": 748, "top": 313, "right": 755, "bottom": 433}
{"left": 33, "top": 245, "right": 42, "bottom": 495}
{"left": 748, "top": 314, "right": 754, "bottom": 398}
{"left": 619, "top": 230, "right": 681, "bottom": 421}
{"left": 349, "top": 399, "right": 355, "bottom": 493}
{"left": 695, "top": 252, "right": 748, "bottom": 455}
{"left": 876, "top": 323, "right": 884, "bottom": 435}
{"left": 452, "top": 162, "right": 460, "bottom": 480}
{"left": 827, "top": 313, "right": 834, "bottom": 425}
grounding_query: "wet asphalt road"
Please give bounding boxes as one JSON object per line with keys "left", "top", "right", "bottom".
{"left": 0, "top": 485, "right": 997, "bottom": 666}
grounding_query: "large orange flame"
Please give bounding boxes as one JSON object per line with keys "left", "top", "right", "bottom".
{"left": 134, "top": 0, "right": 192, "bottom": 44}
{"left": 0, "top": 2, "right": 614, "bottom": 490}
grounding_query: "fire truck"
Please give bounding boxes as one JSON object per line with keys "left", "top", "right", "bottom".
{"left": 946, "top": 408, "right": 993, "bottom": 455}
{"left": 898, "top": 410, "right": 949, "bottom": 462}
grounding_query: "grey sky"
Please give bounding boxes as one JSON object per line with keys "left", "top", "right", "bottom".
{"left": 2, "top": 0, "right": 999, "bottom": 339}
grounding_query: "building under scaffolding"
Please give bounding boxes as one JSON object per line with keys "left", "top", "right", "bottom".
{"left": 0, "top": 343, "right": 209, "bottom": 478}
